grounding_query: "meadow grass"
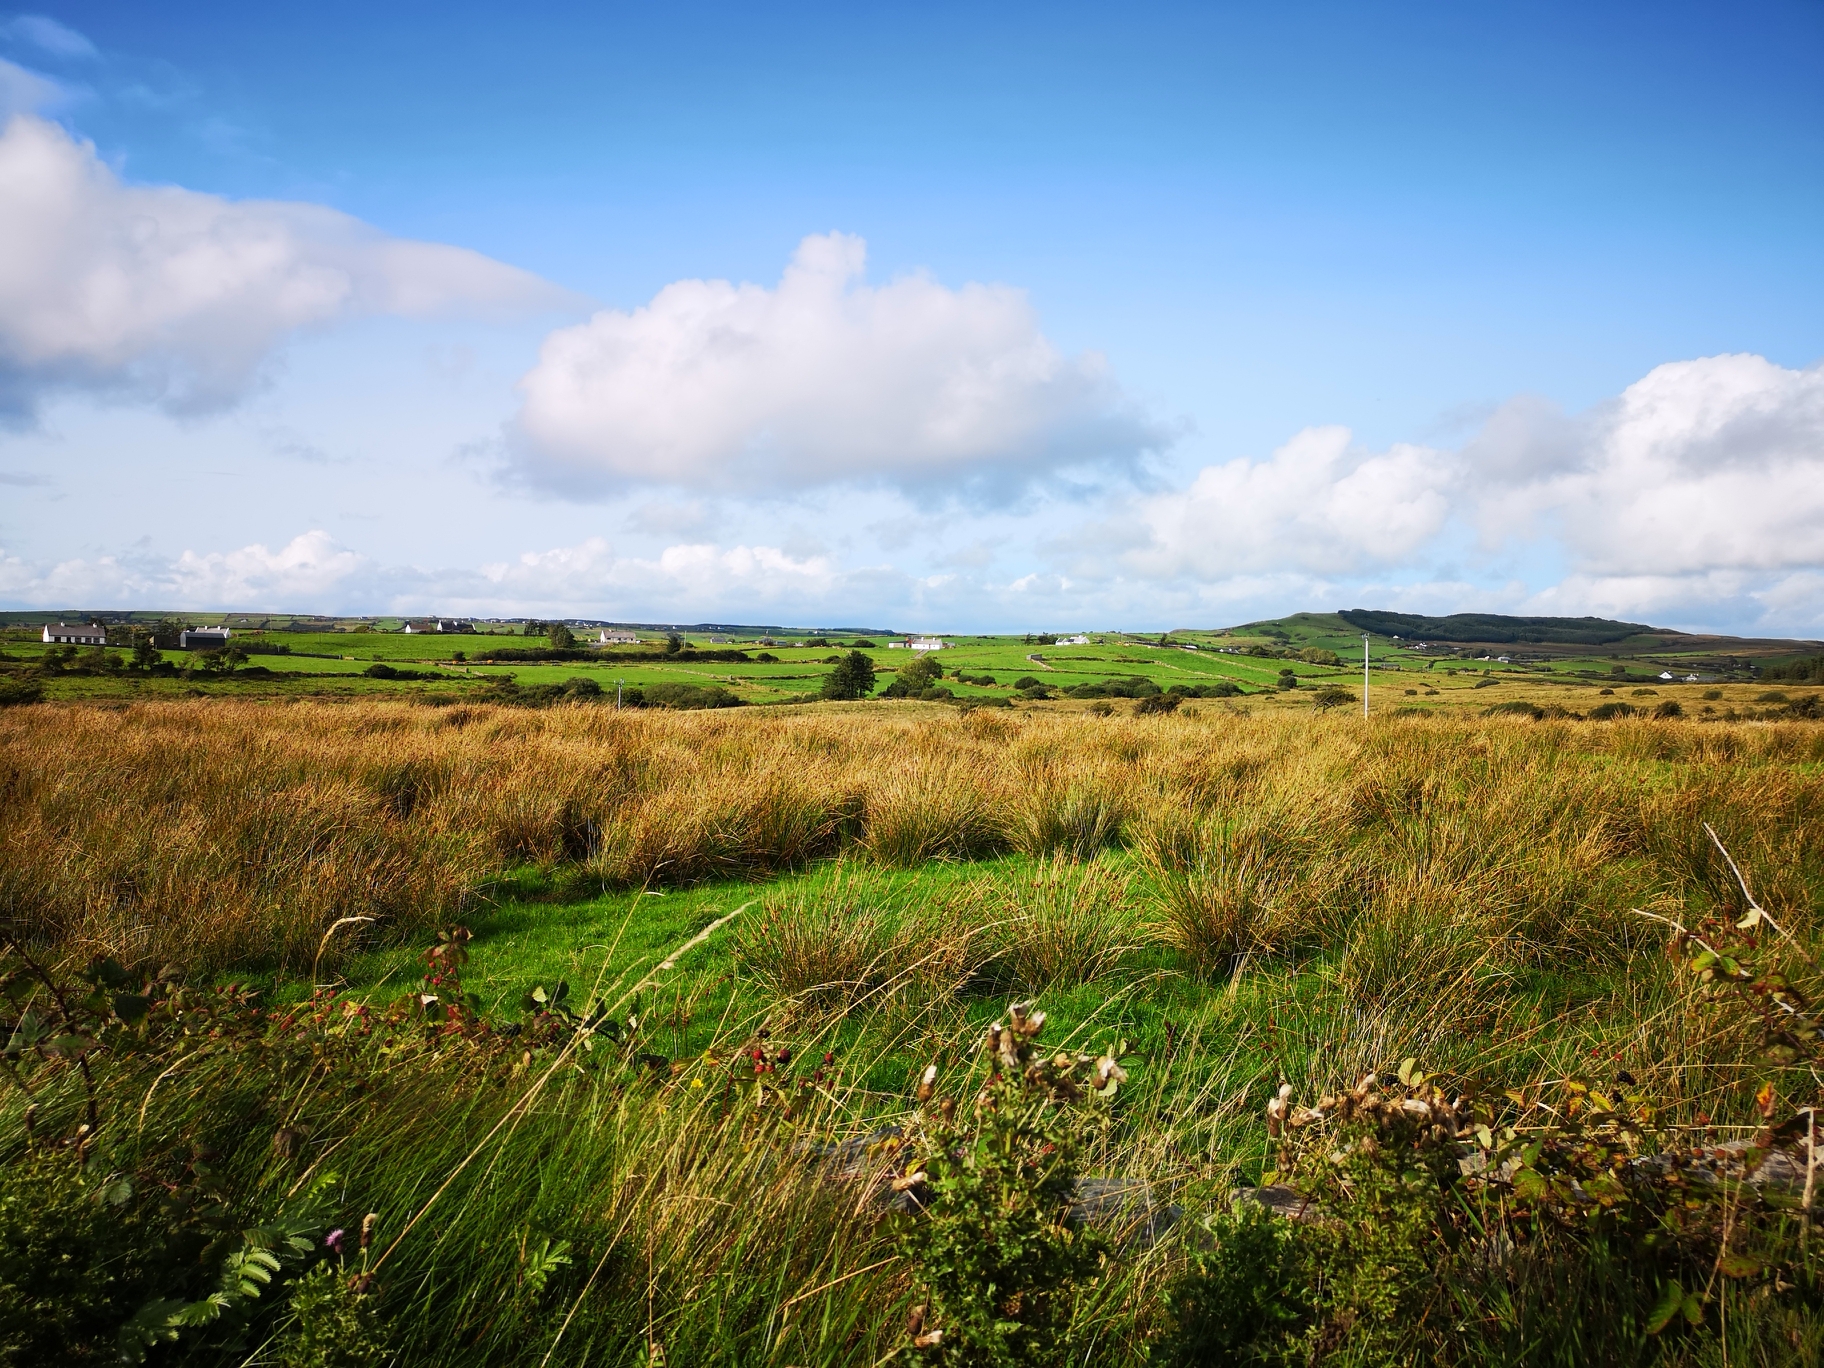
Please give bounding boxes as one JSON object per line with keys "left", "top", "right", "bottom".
{"left": 3, "top": 700, "right": 1823, "bottom": 1364}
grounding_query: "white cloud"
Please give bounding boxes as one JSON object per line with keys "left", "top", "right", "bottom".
{"left": 1470, "top": 354, "right": 1824, "bottom": 577}
{"left": 2, "top": 15, "right": 99, "bottom": 60}
{"left": 0, "top": 530, "right": 370, "bottom": 608}
{"left": 1096, "top": 425, "right": 1455, "bottom": 580}
{"left": 511, "top": 232, "right": 1164, "bottom": 493}
{"left": 476, "top": 537, "right": 842, "bottom": 610}
{"left": 0, "top": 115, "right": 568, "bottom": 417}
{"left": 1041, "top": 352, "right": 1824, "bottom": 635}
{"left": 0, "top": 55, "right": 62, "bottom": 117}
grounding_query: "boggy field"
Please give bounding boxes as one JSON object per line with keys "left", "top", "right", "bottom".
{"left": 3, "top": 700, "right": 1824, "bottom": 1366}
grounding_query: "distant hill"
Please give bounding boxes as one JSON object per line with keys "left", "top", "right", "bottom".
{"left": 1203, "top": 609, "right": 1821, "bottom": 669}
{"left": 1336, "top": 610, "right": 1650, "bottom": 646}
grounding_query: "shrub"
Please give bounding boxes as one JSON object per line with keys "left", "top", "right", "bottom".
{"left": 1311, "top": 686, "right": 1354, "bottom": 712}
{"left": 634, "top": 683, "right": 741, "bottom": 710}
{"left": 1483, "top": 700, "right": 1544, "bottom": 720}
{"left": 1588, "top": 701, "right": 1637, "bottom": 720}
{"left": 1133, "top": 693, "right": 1180, "bottom": 715}
{"left": 1013, "top": 675, "right": 1039, "bottom": 690}
{"left": 0, "top": 676, "right": 43, "bottom": 706}
{"left": 1654, "top": 699, "right": 1684, "bottom": 719}
{"left": 1703, "top": 688, "right": 1723, "bottom": 700}
{"left": 881, "top": 655, "right": 942, "bottom": 698}
{"left": 546, "top": 624, "right": 575, "bottom": 650}
{"left": 896, "top": 1005, "right": 1122, "bottom": 1365}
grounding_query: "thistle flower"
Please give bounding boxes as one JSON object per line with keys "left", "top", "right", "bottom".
{"left": 325, "top": 1228, "right": 346, "bottom": 1254}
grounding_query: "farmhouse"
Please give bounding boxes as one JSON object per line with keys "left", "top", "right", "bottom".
{"left": 887, "top": 637, "right": 950, "bottom": 651}
{"left": 179, "top": 627, "right": 232, "bottom": 650}
{"left": 436, "top": 619, "right": 475, "bottom": 634}
{"left": 42, "top": 623, "right": 108, "bottom": 646}
{"left": 599, "top": 630, "right": 641, "bottom": 645}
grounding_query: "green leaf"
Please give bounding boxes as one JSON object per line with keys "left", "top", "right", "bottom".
{"left": 112, "top": 992, "right": 149, "bottom": 1024}
{"left": 1646, "top": 1281, "right": 1684, "bottom": 1335}
{"left": 1512, "top": 1167, "right": 1550, "bottom": 1202}
{"left": 1717, "top": 1251, "right": 1761, "bottom": 1279}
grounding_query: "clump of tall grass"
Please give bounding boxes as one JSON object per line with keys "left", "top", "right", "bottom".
{"left": 999, "top": 854, "right": 1139, "bottom": 989}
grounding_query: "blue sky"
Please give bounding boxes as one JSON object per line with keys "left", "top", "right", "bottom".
{"left": 2, "top": 1, "right": 1822, "bottom": 632}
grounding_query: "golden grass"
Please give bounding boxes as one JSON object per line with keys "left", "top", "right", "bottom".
{"left": 2, "top": 699, "right": 1820, "bottom": 973}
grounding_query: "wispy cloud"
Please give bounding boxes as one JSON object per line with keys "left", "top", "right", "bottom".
{"left": 1, "top": 15, "right": 99, "bottom": 61}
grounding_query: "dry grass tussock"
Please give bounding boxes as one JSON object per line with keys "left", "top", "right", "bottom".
{"left": 2, "top": 699, "right": 1820, "bottom": 973}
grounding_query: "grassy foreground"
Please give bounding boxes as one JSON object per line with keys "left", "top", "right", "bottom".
{"left": 3, "top": 701, "right": 1824, "bottom": 1365}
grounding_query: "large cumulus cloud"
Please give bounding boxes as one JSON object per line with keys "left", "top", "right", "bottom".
{"left": 510, "top": 232, "right": 1167, "bottom": 494}
{"left": 0, "top": 115, "right": 566, "bottom": 417}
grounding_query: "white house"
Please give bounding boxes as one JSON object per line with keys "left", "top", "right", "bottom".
{"left": 179, "top": 627, "right": 232, "bottom": 650}
{"left": 42, "top": 623, "right": 108, "bottom": 646}
{"left": 599, "top": 630, "right": 641, "bottom": 645}
{"left": 1060, "top": 634, "right": 1090, "bottom": 646}
{"left": 886, "top": 637, "right": 950, "bottom": 651}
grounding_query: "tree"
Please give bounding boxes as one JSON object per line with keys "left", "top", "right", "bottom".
{"left": 546, "top": 623, "right": 575, "bottom": 650}
{"left": 665, "top": 632, "right": 683, "bottom": 655}
{"left": 820, "top": 650, "right": 877, "bottom": 700}
{"left": 131, "top": 636, "right": 162, "bottom": 670}
{"left": 880, "top": 653, "right": 941, "bottom": 697}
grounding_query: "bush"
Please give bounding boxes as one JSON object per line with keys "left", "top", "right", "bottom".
{"left": 1065, "top": 677, "right": 1159, "bottom": 700}
{"left": 1298, "top": 647, "right": 1340, "bottom": 666}
{"left": 1134, "top": 693, "right": 1180, "bottom": 715}
{"left": 275, "top": 1262, "right": 390, "bottom": 1368}
{"left": 896, "top": 1006, "right": 1122, "bottom": 1365}
{"left": 547, "top": 624, "right": 575, "bottom": 650}
{"left": 635, "top": 682, "right": 741, "bottom": 710}
{"left": 1483, "top": 700, "right": 1544, "bottom": 720}
{"left": 0, "top": 1153, "right": 153, "bottom": 1363}
{"left": 881, "top": 655, "right": 942, "bottom": 698}
{"left": 1014, "top": 675, "right": 1040, "bottom": 690}
{"left": 0, "top": 676, "right": 43, "bottom": 706}
{"left": 1588, "top": 701, "right": 1637, "bottom": 720}
{"left": 1653, "top": 699, "right": 1684, "bottom": 719}
{"left": 1311, "top": 686, "right": 1354, "bottom": 712}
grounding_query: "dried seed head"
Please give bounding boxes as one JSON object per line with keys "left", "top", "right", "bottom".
{"left": 360, "top": 1212, "right": 379, "bottom": 1250}
{"left": 916, "top": 1064, "right": 937, "bottom": 1104}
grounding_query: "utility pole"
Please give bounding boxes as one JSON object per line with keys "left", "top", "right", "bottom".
{"left": 616, "top": 679, "right": 623, "bottom": 710}
{"left": 1363, "top": 635, "right": 1371, "bottom": 719}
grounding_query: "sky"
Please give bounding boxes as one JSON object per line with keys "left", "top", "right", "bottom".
{"left": 1, "top": 1, "right": 1822, "bottom": 634}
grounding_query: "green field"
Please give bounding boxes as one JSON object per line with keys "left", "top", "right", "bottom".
{"left": 9, "top": 610, "right": 1816, "bottom": 714}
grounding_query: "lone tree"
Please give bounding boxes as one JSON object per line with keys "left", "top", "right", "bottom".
{"left": 820, "top": 650, "right": 878, "bottom": 700}
{"left": 547, "top": 623, "right": 575, "bottom": 650}
{"left": 665, "top": 632, "right": 683, "bottom": 655}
